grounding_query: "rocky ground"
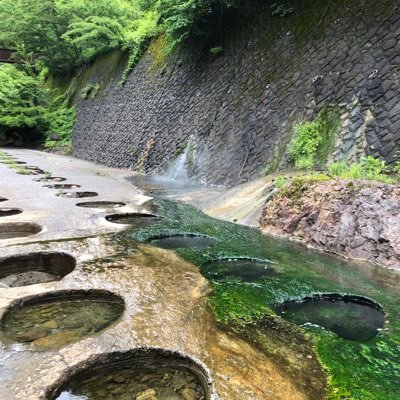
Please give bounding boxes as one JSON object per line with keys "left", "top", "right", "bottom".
{"left": 260, "top": 177, "right": 400, "bottom": 270}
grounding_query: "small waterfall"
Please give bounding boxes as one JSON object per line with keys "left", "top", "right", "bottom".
{"left": 163, "top": 144, "right": 190, "bottom": 182}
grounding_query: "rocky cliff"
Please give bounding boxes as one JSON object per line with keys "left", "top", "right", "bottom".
{"left": 72, "top": 0, "right": 400, "bottom": 186}
{"left": 260, "top": 178, "right": 400, "bottom": 270}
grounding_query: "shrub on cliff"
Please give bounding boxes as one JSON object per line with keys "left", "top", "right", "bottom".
{"left": 288, "top": 106, "right": 340, "bottom": 169}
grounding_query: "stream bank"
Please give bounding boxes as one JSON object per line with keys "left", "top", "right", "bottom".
{"left": 1, "top": 149, "right": 400, "bottom": 399}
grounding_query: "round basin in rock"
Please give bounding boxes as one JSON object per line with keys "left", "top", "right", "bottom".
{"left": 1, "top": 160, "right": 25, "bottom": 165}
{"left": 106, "top": 212, "right": 161, "bottom": 229}
{"left": 149, "top": 234, "right": 217, "bottom": 250}
{"left": 202, "top": 258, "right": 278, "bottom": 281}
{"left": 48, "top": 349, "right": 213, "bottom": 400}
{"left": 77, "top": 201, "right": 126, "bottom": 209}
{"left": 57, "top": 191, "right": 98, "bottom": 198}
{"left": 0, "top": 290, "right": 124, "bottom": 350}
{"left": 0, "top": 208, "right": 22, "bottom": 217}
{"left": 0, "top": 252, "right": 76, "bottom": 288}
{"left": 0, "top": 222, "right": 42, "bottom": 240}
{"left": 276, "top": 294, "right": 385, "bottom": 341}
{"left": 43, "top": 184, "right": 81, "bottom": 190}
{"left": 34, "top": 177, "right": 67, "bottom": 183}
{"left": 26, "top": 166, "right": 46, "bottom": 175}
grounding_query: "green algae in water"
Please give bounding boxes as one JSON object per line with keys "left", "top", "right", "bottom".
{"left": 202, "top": 258, "right": 278, "bottom": 281}
{"left": 1, "top": 296, "right": 124, "bottom": 350}
{"left": 150, "top": 235, "right": 217, "bottom": 249}
{"left": 127, "top": 198, "right": 400, "bottom": 399}
{"left": 106, "top": 213, "right": 161, "bottom": 229}
{"left": 276, "top": 295, "right": 385, "bottom": 341}
{"left": 55, "top": 367, "right": 206, "bottom": 400}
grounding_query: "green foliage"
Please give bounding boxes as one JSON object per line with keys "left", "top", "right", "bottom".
{"left": 328, "top": 157, "right": 396, "bottom": 184}
{"left": 278, "top": 174, "right": 330, "bottom": 200}
{"left": 81, "top": 83, "right": 100, "bottom": 100}
{"left": 45, "top": 100, "right": 76, "bottom": 149}
{"left": 288, "top": 106, "right": 340, "bottom": 169}
{"left": 0, "top": 64, "right": 48, "bottom": 144}
{"left": 274, "top": 175, "right": 286, "bottom": 189}
{"left": 271, "top": 2, "right": 295, "bottom": 17}
{"left": 210, "top": 46, "right": 223, "bottom": 55}
{"left": 0, "top": 0, "right": 139, "bottom": 74}
{"left": 128, "top": 198, "right": 400, "bottom": 400}
{"left": 157, "top": 0, "right": 239, "bottom": 51}
{"left": 0, "top": 64, "right": 75, "bottom": 147}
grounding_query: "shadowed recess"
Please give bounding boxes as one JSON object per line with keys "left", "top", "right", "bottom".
{"left": 47, "top": 348, "right": 213, "bottom": 400}
{"left": 0, "top": 197, "right": 8, "bottom": 202}
{"left": 77, "top": 201, "right": 126, "bottom": 209}
{"left": 0, "top": 208, "right": 22, "bottom": 217}
{"left": 34, "top": 177, "right": 67, "bottom": 183}
{"left": 26, "top": 166, "right": 46, "bottom": 174}
{"left": 149, "top": 234, "right": 217, "bottom": 249}
{"left": 56, "top": 192, "right": 98, "bottom": 198}
{"left": 201, "top": 257, "right": 279, "bottom": 281}
{"left": 0, "top": 222, "right": 42, "bottom": 239}
{"left": 0, "top": 160, "right": 26, "bottom": 165}
{"left": 276, "top": 294, "right": 385, "bottom": 341}
{"left": 0, "top": 252, "right": 76, "bottom": 288}
{"left": 106, "top": 212, "right": 161, "bottom": 229}
{"left": 43, "top": 184, "right": 81, "bottom": 190}
{"left": 0, "top": 290, "right": 124, "bottom": 351}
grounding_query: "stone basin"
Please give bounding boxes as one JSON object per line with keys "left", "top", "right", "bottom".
{"left": 47, "top": 348, "right": 214, "bottom": 400}
{"left": 43, "top": 184, "right": 81, "bottom": 190}
{"left": 0, "top": 290, "right": 125, "bottom": 350}
{"left": 77, "top": 201, "right": 126, "bottom": 209}
{"left": 106, "top": 212, "right": 161, "bottom": 229}
{"left": 0, "top": 222, "right": 42, "bottom": 240}
{"left": 34, "top": 177, "right": 67, "bottom": 183}
{"left": 276, "top": 294, "right": 385, "bottom": 341}
{"left": 56, "top": 192, "right": 98, "bottom": 198}
{"left": 0, "top": 208, "right": 23, "bottom": 217}
{"left": 0, "top": 251, "right": 76, "bottom": 288}
{"left": 202, "top": 257, "right": 278, "bottom": 281}
{"left": 149, "top": 234, "right": 217, "bottom": 250}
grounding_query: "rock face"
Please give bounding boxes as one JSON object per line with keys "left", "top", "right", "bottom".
{"left": 72, "top": 0, "right": 400, "bottom": 186}
{"left": 260, "top": 179, "right": 400, "bottom": 270}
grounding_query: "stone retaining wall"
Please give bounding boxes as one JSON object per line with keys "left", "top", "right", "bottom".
{"left": 72, "top": 0, "right": 400, "bottom": 186}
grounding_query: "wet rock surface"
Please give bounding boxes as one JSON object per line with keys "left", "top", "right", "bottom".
{"left": 261, "top": 179, "right": 400, "bottom": 270}
{"left": 56, "top": 367, "right": 206, "bottom": 400}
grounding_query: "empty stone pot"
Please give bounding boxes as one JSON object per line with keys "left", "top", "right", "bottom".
{"left": 0, "top": 222, "right": 42, "bottom": 240}
{"left": 43, "top": 184, "right": 81, "bottom": 190}
{"left": 76, "top": 201, "right": 126, "bottom": 209}
{"left": 0, "top": 251, "right": 76, "bottom": 288}
{"left": 57, "top": 192, "right": 98, "bottom": 198}
{"left": 0, "top": 208, "right": 22, "bottom": 217}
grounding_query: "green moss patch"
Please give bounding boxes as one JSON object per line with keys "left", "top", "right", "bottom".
{"left": 127, "top": 198, "right": 400, "bottom": 400}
